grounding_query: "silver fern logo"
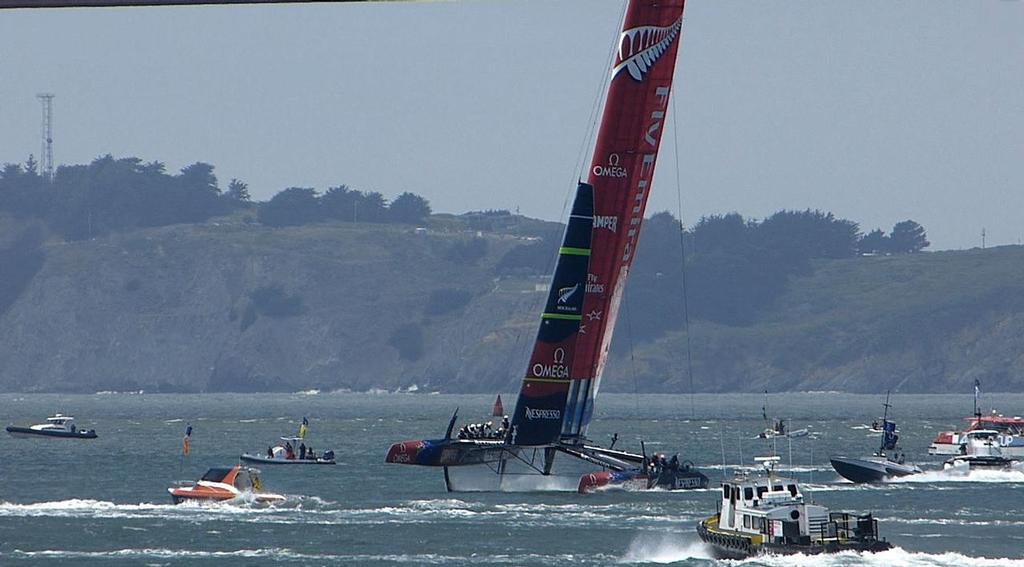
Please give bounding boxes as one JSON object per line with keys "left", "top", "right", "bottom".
{"left": 612, "top": 16, "right": 683, "bottom": 82}
{"left": 557, "top": 283, "right": 580, "bottom": 304}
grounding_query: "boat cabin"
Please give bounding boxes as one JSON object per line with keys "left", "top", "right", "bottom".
{"left": 719, "top": 457, "right": 880, "bottom": 547}
{"left": 961, "top": 430, "right": 1003, "bottom": 457}
{"left": 199, "top": 466, "right": 261, "bottom": 491}
{"left": 35, "top": 414, "right": 76, "bottom": 431}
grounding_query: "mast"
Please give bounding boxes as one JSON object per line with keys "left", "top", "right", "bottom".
{"left": 878, "top": 390, "right": 891, "bottom": 455}
{"left": 563, "top": 0, "right": 688, "bottom": 440}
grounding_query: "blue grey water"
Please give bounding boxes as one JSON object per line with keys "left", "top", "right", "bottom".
{"left": 1, "top": 392, "right": 1022, "bottom": 566}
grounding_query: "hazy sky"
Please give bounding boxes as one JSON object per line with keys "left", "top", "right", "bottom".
{"left": 1, "top": 0, "right": 1021, "bottom": 250}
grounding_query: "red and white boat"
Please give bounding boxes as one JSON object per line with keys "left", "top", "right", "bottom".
{"left": 929, "top": 414, "right": 1024, "bottom": 456}
{"left": 168, "top": 466, "right": 285, "bottom": 505}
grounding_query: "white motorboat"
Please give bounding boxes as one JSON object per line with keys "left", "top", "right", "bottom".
{"left": 929, "top": 414, "right": 1024, "bottom": 457}
{"left": 6, "top": 414, "right": 97, "bottom": 439}
{"left": 944, "top": 430, "right": 1023, "bottom": 471}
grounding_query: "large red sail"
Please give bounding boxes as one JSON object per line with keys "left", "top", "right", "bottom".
{"left": 563, "top": 0, "right": 686, "bottom": 438}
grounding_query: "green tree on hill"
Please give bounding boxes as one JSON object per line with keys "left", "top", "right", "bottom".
{"left": 890, "top": 220, "right": 929, "bottom": 253}
{"left": 226, "top": 178, "right": 251, "bottom": 204}
{"left": 757, "top": 209, "right": 859, "bottom": 259}
{"left": 388, "top": 192, "right": 431, "bottom": 224}
{"left": 257, "top": 187, "right": 321, "bottom": 227}
{"left": 321, "top": 185, "right": 359, "bottom": 221}
{"left": 857, "top": 228, "right": 889, "bottom": 254}
{"left": 354, "top": 191, "right": 388, "bottom": 223}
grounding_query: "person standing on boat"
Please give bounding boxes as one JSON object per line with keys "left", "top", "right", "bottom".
{"left": 299, "top": 443, "right": 307, "bottom": 460}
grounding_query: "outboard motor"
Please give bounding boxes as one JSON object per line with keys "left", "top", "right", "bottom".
{"left": 323, "top": 450, "right": 335, "bottom": 461}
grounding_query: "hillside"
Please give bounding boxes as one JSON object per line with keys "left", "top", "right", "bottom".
{"left": 1, "top": 214, "right": 1022, "bottom": 394}
{"left": 626, "top": 246, "right": 1024, "bottom": 393}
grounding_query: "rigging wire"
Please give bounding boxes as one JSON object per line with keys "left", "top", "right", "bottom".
{"left": 510, "top": 3, "right": 625, "bottom": 393}
{"left": 622, "top": 293, "right": 644, "bottom": 444}
{"left": 670, "top": 78, "right": 697, "bottom": 420}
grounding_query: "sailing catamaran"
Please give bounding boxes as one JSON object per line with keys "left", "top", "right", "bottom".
{"left": 385, "top": 0, "right": 702, "bottom": 491}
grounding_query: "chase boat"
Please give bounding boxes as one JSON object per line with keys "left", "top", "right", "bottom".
{"left": 168, "top": 466, "right": 285, "bottom": 505}
{"left": 830, "top": 393, "right": 921, "bottom": 483}
{"left": 697, "top": 456, "right": 892, "bottom": 559}
{"left": 944, "top": 430, "right": 1023, "bottom": 472}
{"left": 241, "top": 436, "right": 336, "bottom": 465}
{"left": 929, "top": 414, "right": 1024, "bottom": 457}
{"left": 6, "top": 414, "right": 97, "bottom": 439}
{"left": 929, "top": 381, "right": 1024, "bottom": 457}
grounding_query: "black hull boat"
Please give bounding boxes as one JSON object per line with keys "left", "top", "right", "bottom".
{"left": 697, "top": 456, "right": 892, "bottom": 559}
{"left": 6, "top": 425, "right": 97, "bottom": 439}
{"left": 830, "top": 456, "right": 920, "bottom": 483}
{"left": 697, "top": 515, "right": 892, "bottom": 559}
{"left": 6, "top": 415, "right": 97, "bottom": 439}
{"left": 830, "top": 392, "right": 919, "bottom": 483}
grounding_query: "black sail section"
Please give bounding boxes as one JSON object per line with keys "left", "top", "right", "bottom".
{"left": 509, "top": 183, "right": 594, "bottom": 446}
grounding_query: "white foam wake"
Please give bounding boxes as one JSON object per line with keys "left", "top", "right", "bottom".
{"left": 618, "top": 537, "right": 1024, "bottom": 566}
{"left": 890, "top": 468, "right": 1024, "bottom": 484}
{"left": 745, "top": 548, "right": 1024, "bottom": 567}
{"left": 619, "top": 533, "right": 714, "bottom": 563}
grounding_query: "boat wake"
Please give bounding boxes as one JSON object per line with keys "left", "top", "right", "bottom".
{"left": 618, "top": 540, "right": 1024, "bottom": 566}
{"left": 735, "top": 548, "right": 1024, "bottom": 566}
{"left": 619, "top": 533, "right": 714, "bottom": 564}
{"left": 890, "top": 468, "right": 1024, "bottom": 484}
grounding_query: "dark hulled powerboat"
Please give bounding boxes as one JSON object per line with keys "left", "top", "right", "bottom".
{"left": 830, "top": 455, "right": 921, "bottom": 483}
{"left": 6, "top": 414, "right": 97, "bottom": 439}
{"left": 831, "top": 393, "right": 920, "bottom": 483}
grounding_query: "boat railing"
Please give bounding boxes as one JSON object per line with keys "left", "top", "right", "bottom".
{"left": 826, "top": 512, "right": 880, "bottom": 543}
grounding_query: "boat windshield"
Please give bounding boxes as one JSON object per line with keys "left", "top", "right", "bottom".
{"left": 200, "top": 467, "right": 234, "bottom": 483}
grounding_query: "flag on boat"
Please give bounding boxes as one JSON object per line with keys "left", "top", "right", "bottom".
{"left": 182, "top": 423, "right": 192, "bottom": 456}
{"left": 492, "top": 395, "right": 504, "bottom": 417}
{"left": 881, "top": 421, "right": 898, "bottom": 451}
{"left": 299, "top": 417, "right": 309, "bottom": 439}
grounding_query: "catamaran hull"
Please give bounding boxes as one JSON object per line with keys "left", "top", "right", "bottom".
{"left": 240, "top": 454, "right": 335, "bottom": 465}
{"left": 6, "top": 426, "right": 97, "bottom": 439}
{"left": 697, "top": 518, "right": 892, "bottom": 559}
{"left": 385, "top": 439, "right": 509, "bottom": 467}
{"left": 830, "top": 456, "right": 921, "bottom": 483}
{"left": 578, "top": 468, "right": 709, "bottom": 493}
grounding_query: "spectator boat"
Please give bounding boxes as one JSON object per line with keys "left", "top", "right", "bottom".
{"left": 830, "top": 392, "right": 921, "bottom": 483}
{"left": 241, "top": 436, "right": 336, "bottom": 465}
{"left": 697, "top": 456, "right": 892, "bottom": 558}
{"left": 6, "top": 414, "right": 97, "bottom": 439}
{"left": 168, "top": 466, "right": 285, "bottom": 504}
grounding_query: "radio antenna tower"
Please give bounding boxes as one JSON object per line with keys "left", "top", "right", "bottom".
{"left": 36, "top": 93, "right": 55, "bottom": 182}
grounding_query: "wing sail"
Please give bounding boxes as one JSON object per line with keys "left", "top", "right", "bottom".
{"left": 508, "top": 183, "right": 594, "bottom": 446}
{"left": 565, "top": 0, "right": 687, "bottom": 439}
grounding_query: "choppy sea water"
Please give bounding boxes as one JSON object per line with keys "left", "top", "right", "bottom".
{"left": 1, "top": 392, "right": 1023, "bottom": 566}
